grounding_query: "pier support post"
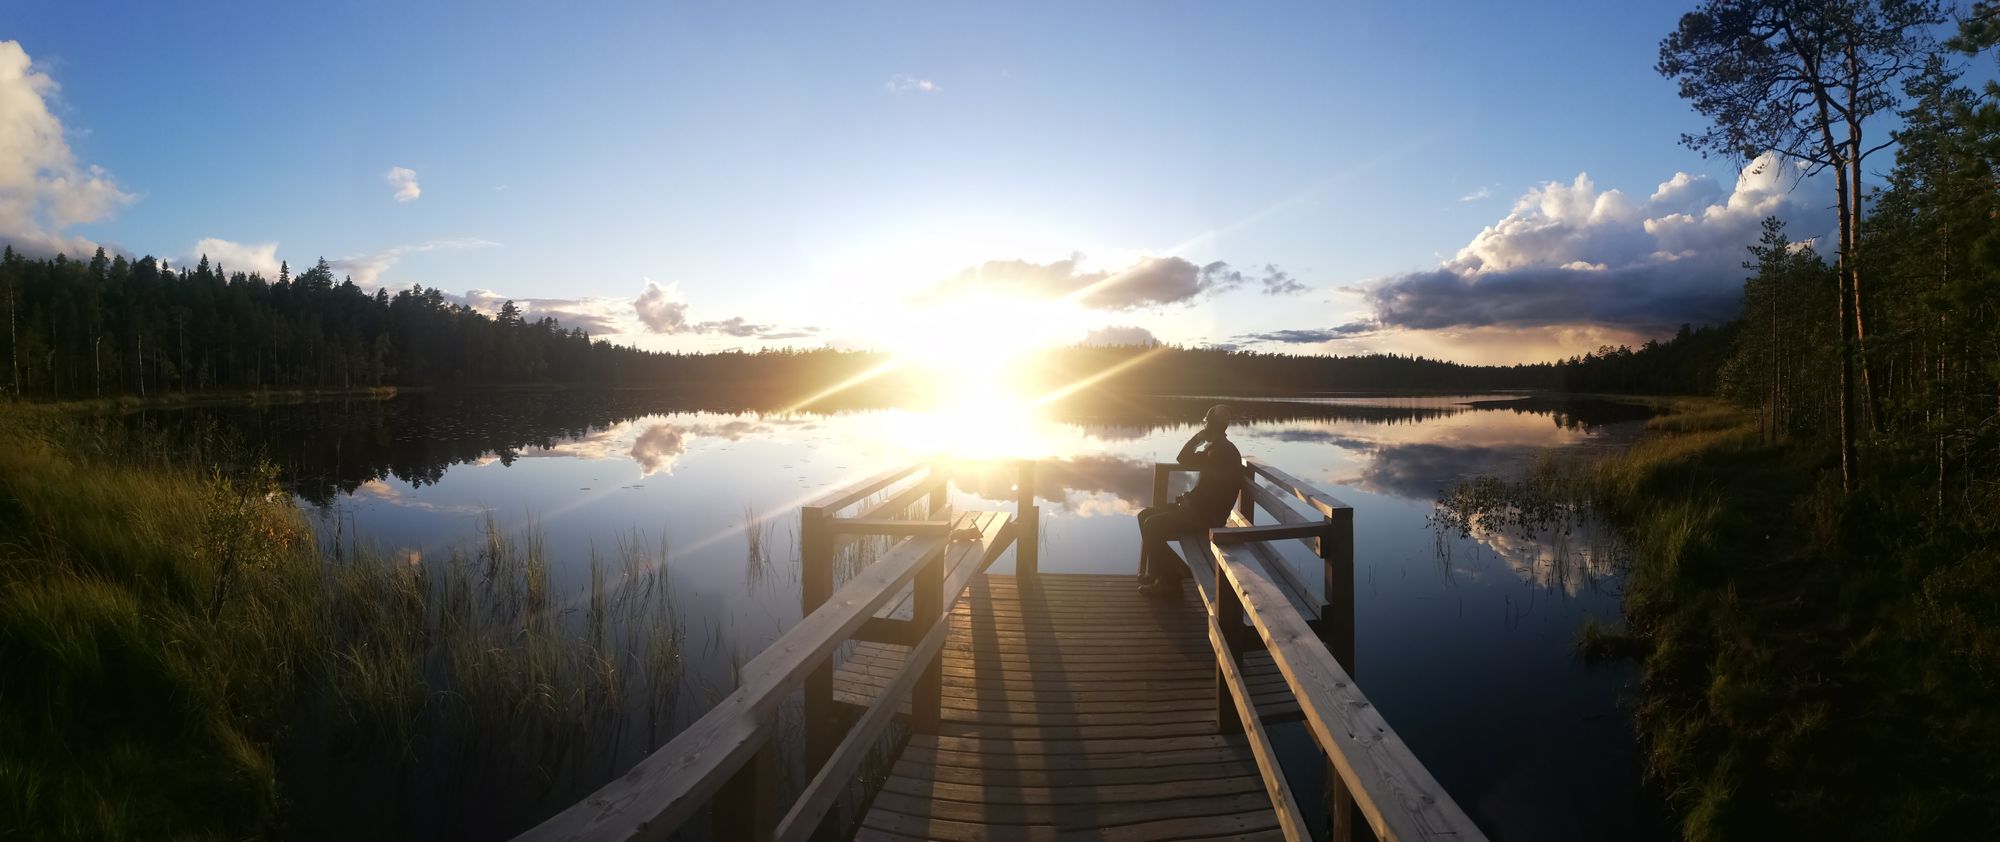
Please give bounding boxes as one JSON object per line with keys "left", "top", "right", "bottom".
{"left": 715, "top": 735, "right": 777, "bottom": 842}
{"left": 911, "top": 538, "right": 945, "bottom": 734}
{"left": 1016, "top": 460, "right": 1038, "bottom": 578}
{"left": 800, "top": 505, "right": 835, "bottom": 773}
{"left": 1321, "top": 507, "right": 1364, "bottom": 841}
{"left": 1215, "top": 548, "right": 1246, "bottom": 734}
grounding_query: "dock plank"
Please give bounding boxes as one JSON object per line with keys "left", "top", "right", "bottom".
{"left": 850, "top": 574, "right": 1283, "bottom": 840}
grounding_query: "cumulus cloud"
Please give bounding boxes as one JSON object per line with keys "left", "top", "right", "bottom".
{"left": 926, "top": 255, "right": 1265, "bottom": 311}
{"left": 1080, "top": 325, "right": 1160, "bottom": 346}
{"left": 1368, "top": 154, "right": 1831, "bottom": 333}
{"left": 0, "top": 40, "right": 134, "bottom": 257}
{"left": 629, "top": 424, "right": 688, "bottom": 476}
{"left": 632, "top": 279, "right": 816, "bottom": 340}
{"left": 1234, "top": 322, "right": 1376, "bottom": 345}
{"left": 886, "top": 74, "right": 940, "bottom": 94}
{"left": 634, "top": 280, "right": 689, "bottom": 332}
{"left": 329, "top": 237, "right": 499, "bottom": 288}
{"left": 385, "top": 166, "right": 421, "bottom": 202}
{"left": 190, "top": 237, "right": 282, "bottom": 278}
{"left": 459, "top": 287, "right": 631, "bottom": 335}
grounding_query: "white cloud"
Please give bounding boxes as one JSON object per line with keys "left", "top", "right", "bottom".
{"left": 631, "top": 278, "right": 815, "bottom": 340}
{"left": 385, "top": 166, "right": 421, "bottom": 202}
{"left": 1458, "top": 186, "right": 1492, "bottom": 203}
{"left": 0, "top": 40, "right": 134, "bottom": 257}
{"left": 190, "top": 237, "right": 281, "bottom": 278}
{"left": 329, "top": 237, "right": 499, "bottom": 288}
{"left": 1369, "top": 153, "right": 1832, "bottom": 333}
{"left": 886, "top": 74, "right": 940, "bottom": 94}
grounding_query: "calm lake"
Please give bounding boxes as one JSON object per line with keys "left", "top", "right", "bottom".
{"left": 137, "top": 389, "right": 1668, "bottom": 840}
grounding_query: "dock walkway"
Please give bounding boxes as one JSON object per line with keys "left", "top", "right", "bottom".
{"left": 518, "top": 460, "right": 1487, "bottom": 842}
{"left": 837, "top": 574, "right": 1292, "bottom": 840}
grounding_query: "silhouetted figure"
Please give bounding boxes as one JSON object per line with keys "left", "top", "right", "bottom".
{"left": 1137, "top": 404, "right": 1243, "bottom": 598}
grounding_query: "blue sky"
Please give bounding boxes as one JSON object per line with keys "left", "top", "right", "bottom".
{"left": 2, "top": 1, "right": 1910, "bottom": 362}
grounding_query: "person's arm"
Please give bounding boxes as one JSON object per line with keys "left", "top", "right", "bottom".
{"left": 1174, "top": 428, "right": 1210, "bottom": 468}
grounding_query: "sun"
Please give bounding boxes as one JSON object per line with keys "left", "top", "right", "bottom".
{"left": 886, "top": 292, "right": 1081, "bottom": 401}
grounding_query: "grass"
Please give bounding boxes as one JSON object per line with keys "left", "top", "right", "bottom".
{"left": 0, "top": 408, "right": 688, "bottom": 839}
{"left": 1437, "top": 397, "right": 2000, "bottom": 840}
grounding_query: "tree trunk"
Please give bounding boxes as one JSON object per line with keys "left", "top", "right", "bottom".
{"left": 1833, "top": 156, "right": 1859, "bottom": 493}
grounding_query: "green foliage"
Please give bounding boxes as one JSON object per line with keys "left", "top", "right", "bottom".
{"left": 0, "top": 412, "right": 688, "bottom": 838}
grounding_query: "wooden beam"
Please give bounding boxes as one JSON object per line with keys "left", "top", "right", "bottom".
{"left": 514, "top": 532, "right": 948, "bottom": 842}
{"left": 1152, "top": 463, "right": 1174, "bottom": 508}
{"left": 1015, "top": 460, "right": 1038, "bottom": 578}
{"left": 1241, "top": 480, "right": 1322, "bottom": 555}
{"left": 1210, "top": 613, "right": 1311, "bottom": 842}
{"left": 775, "top": 611, "right": 953, "bottom": 842}
{"left": 857, "top": 474, "right": 947, "bottom": 521}
{"left": 1208, "top": 542, "right": 1486, "bottom": 842}
{"left": 1211, "top": 522, "right": 1328, "bottom": 545}
{"left": 830, "top": 519, "right": 954, "bottom": 537}
{"left": 1245, "top": 458, "right": 1352, "bottom": 518}
{"left": 808, "top": 463, "right": 925, "bottom": 514}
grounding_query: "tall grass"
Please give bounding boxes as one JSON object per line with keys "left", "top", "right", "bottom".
{"left": 0, "top": 409, "right": 688, "bottom": 839}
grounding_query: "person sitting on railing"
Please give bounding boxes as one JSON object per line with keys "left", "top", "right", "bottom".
{"left": 1137, "top": 404, "right": 1243, "bottom": 598}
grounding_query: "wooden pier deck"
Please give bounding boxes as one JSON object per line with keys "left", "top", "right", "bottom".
{"left": 519, "top": 460, "right": 1487, "bottom": 842}
{"left": 837, "top": 574, "right": 1293, "bottom": 840}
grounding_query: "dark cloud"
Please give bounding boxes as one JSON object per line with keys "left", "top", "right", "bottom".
{"left": 1234, "top": 322, "right": 1377, "bottom": 345}
{"left": 1258, "top": 265, "right": 1310, "bottom": 296}
{"left": 1356, "top": 443, "right": 1540, "bottom": 500}
{"left": 1368, "top": 263, "right": 1741, "bottom": 331}
{"left": 926, "top": 255, "right": 1280, "bottom": 311}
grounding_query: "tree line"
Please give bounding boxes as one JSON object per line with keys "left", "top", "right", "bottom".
{"left": 0, "top": 245, "right": 1699, "bottom": 403}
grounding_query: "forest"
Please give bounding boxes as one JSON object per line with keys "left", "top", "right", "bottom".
{"left": 0, "top": 245, "right": 1721, "bottom": 404}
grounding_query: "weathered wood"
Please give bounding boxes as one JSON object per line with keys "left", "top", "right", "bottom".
{"left": 1015, "top": 460, "right": 1038, "bottom": 577}
{"left": 830, "top": 518, "right": 954, "bottom": 536}
{"left": 1245, "top": 458, "right": 1352, "bottom": 518}
{"left": 1210, "top": 542, "right": 1486, "bottom": 842}
{"left": 857, "top": 474, "right": 948, "bottom": 521}
{"left": 514, "top": 531, "right": 947, "bottom": 841}
{"left": 775, "top": 608, "right": 951, "bottom": 842}
{"left": 911, "top": 523, "right": 944, "bottom": 734}
{"left": 800, "top": 504, "right": 836, "bottom": 774}
{"left": 809, "top": 463, "right": 926, "bottom": 513}
{"left": 1213, "top": 521, "right": 1329, "bottom": 546}
{"left": 1211, "top": 611, "right": 1310, "bottom": 842}
{"left": 1241, "top": 479, "right": 1322, "bottom": 554}
{"left": 714, "top": 737, "right": 777, "bottom": 841}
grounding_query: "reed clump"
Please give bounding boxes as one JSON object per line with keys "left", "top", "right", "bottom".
{"left": 0, "top": 410, "right": 687, "bottom": 839}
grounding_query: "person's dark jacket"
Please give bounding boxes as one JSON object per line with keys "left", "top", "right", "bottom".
{"left": 1176, "top": 432, "right": 1243, "bottom": 526}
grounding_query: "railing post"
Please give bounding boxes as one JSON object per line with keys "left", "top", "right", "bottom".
{"left": 927, "top": 462, "right": 948, "bottom": 518}
{"left": 1215, "top": 546, "right": 1245, "bottom": 734}
{"left": 1016, "top": 459, "right": 1038, "bottom": 578}
{"left": 1152, "top": 463, "right": 1171, "bottom": 508}
{"left": 714, "top": 735, "right": 778, "bottom": 842}
{"left": 911, "top": 539, "right": 945, "bottom": 734}
{"left": 800, "top": 505, "right": 836, "bottom": 773}
{"left": 1322, "top": 507, "right": 1362, "bottom": 842}
{"left": 1237, "top": 477, "right": 1255, "bottom": 524}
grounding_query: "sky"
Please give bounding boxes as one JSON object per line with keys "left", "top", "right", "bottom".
{"left": 0, "top": 0, "right": 1930, "bottom": 364}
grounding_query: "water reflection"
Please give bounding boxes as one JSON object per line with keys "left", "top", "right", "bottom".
{"left": 124, "top": 391, "right": 1666, "bottom": 841}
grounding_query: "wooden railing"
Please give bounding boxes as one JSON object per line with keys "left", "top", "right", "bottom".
{"left": 515, "top": 462, "right": 1021, "bottom": 842}
{"left": 1164, "top": 457, "right": 1486, "bottom": 842}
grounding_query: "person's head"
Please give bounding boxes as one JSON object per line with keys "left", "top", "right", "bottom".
{"left": 1203, "top": 404, "right": 1232, "bottom": 434}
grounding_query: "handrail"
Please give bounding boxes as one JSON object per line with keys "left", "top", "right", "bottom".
{"left": 1195, "top": 459, "right": 1486, "bottom": 842}
{"left": 517, "top": 462, "right": 1021, "bottom": 842}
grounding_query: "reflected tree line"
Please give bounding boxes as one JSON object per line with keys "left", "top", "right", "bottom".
{"left": 122, "top": 389, "right": 1657, "bottom": 511}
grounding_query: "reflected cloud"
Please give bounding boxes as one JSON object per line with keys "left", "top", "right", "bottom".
{"left": 1352, "top": 442, "right": 1542, "bottom": 501}
{"left": 1455, "top": 517, "right": 1625, "bottom": 597}
{"left": 630, "top": 424, "right": 690, "bottom": 476}
{"left": 352, "top": 479, "right": 488, "bottom": 514}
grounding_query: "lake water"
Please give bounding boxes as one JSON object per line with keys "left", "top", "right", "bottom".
{"left": 139, "top": 390, "right": 1667, "bottom": 840}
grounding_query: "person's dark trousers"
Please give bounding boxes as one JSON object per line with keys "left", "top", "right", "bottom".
{"left": 1136, "top": 504, "right": 1206, "bottom": 582}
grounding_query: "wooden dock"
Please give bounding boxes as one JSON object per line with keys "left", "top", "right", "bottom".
{"left": 518, "top": 460, "right": 1487, "bottom": 842}
{"left": 838, "top": 574, "right": 1294, "bottom": 840}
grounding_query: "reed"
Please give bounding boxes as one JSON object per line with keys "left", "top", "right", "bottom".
{"left": 0, "top": 409, "right": 690, "bottom": 839}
